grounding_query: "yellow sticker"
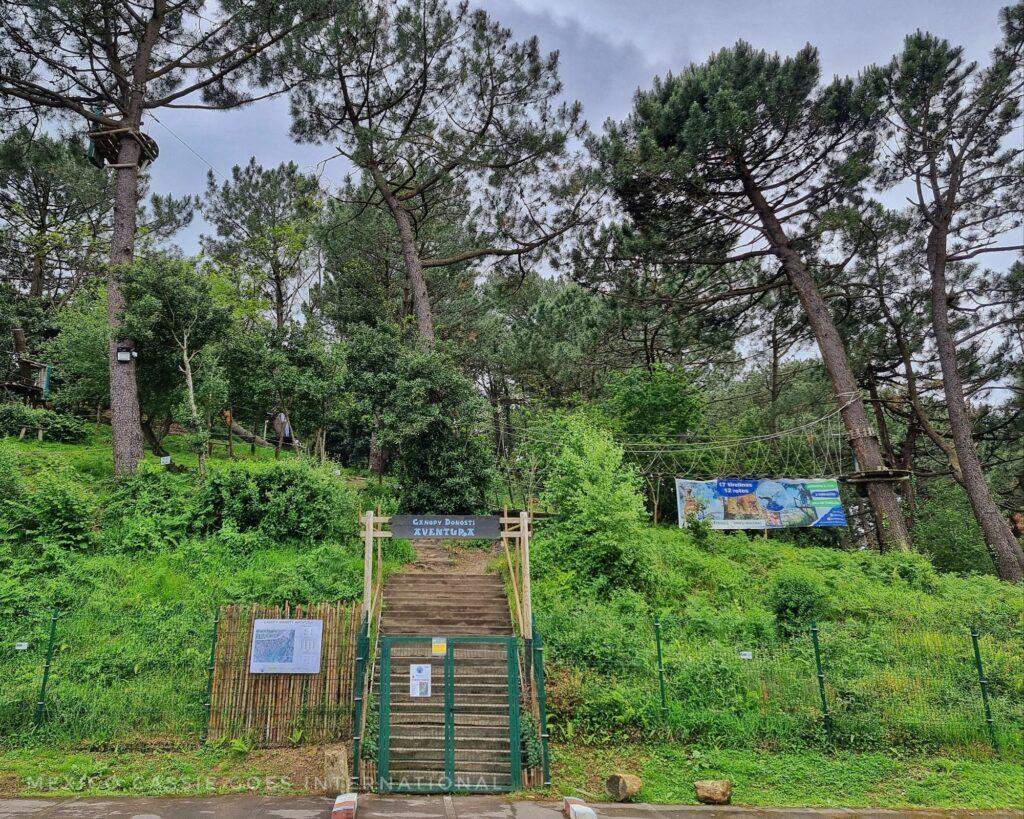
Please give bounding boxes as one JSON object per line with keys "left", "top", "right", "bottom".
{"left": 431, "top": 637, "right": 446, "bottom": 655}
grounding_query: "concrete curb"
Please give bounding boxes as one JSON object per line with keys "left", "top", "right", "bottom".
{"left": 562, "top": 795, "right": 597, "bottom": 818}
{"left": 332, "top": 791, "right": 357, "bottom": 818}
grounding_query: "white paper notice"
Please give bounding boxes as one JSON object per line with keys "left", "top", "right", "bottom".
{"left": 410, "top": 663, "right": 432, "bottom": 697}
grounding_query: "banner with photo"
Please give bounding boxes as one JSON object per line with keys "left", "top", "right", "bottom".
{"left": 676, "top": 478, "right": 847, "bottom": 529}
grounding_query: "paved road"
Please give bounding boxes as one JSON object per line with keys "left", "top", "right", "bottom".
{"left": 0, "top": 796, "right": 1019, "bottom": 818}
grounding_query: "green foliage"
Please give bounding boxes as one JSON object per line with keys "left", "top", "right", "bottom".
{"left": 193, "top": 461, "right": 359, "bottom": 546}
{"left": 535, "top": 522, "right": 1022, "bottom": 756}
{"left": 44, "top": 285, "right": 110, "bottom": 411}
{"left": 101, "top": 468, "right": 192, "bottom": 554}
{"left": 538, "top": 415, "right": 650, "bottom": 590}
{"left": 602, "top": 364, "right": 703, "bottom": 438}
{"left": 343, "top": 325, "right": 494, "bottom": 512}
{"left": 0, "top": 403, "right": 89, "bottom": 443}
{"left": 912, "top": 481, "right": 996, "bottom": 576}
{"left": 766, "top": 566, "right": 828, "bottom": 634}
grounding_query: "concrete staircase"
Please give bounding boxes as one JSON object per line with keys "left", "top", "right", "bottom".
{"left": 378, "top": 570, "right": 517, "bottom": 790}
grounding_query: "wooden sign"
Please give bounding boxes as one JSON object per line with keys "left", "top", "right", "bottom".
{"left": 389, "top": 515, "right": 501, "bottom": 539}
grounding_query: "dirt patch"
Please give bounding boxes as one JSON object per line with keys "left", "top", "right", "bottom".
{"left": 0, "top": 771, "right": 20, "bottom": 798}
{"left": 210, "top": 745, "right": 341, "bottom": 793}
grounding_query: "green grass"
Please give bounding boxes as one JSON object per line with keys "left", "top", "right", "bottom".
{"left": 0, "top": 429, "right": 409, "bottom": 749}
{"left": 1, "top": 744, "right": 1020, "bottom": 807}
{"left": 552, "top": 744, "right": 1024, "bottom": 810}
{"left": 3, "top": 429, "right": 1023, "bottom": 808}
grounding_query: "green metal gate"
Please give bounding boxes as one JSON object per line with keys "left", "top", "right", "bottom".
{"left": 378, "top": 636, "right": 521, "bottom": 793}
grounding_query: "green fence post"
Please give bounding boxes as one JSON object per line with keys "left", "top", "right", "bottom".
{"left": 532, "top": 618, "right": 551, "bottom": 788}
{"left": 970, "top": 625, "right": 999, "bottom": 753}
{"left": 34, "top": 608, "right": 59, "bottom": 728}
{"left": 810, "top": 620, "right": 833, "bottom": 745}
{"left": 200, "top": 609, "right": 221, "bottom": 744}
{"left": 508, "top": 639, "right": 522, "bottom": 792}
{"left": 378, "top": 637, "right": 391, "bottom": 791}
{"left": 653, "top": 617, "right": 669, "bottom": 731}
{"left": 444, "top": 641, "right": 455, "bottom": 788}
{"left": 350, "top": 614, "right": 369, "bottom": 789}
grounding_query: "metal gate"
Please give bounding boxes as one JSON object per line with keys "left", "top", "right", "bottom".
{"left": 378, "top": 636, "right": 521, "bottom": 793}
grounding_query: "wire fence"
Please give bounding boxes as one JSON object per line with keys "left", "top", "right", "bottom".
{"left": 644, "top": 619, "right": 1021, "bottom": 759}
{"left": 0, "top": 602, "right": 359, "bottom": 750}
{"left": 3, "top": 607, "right": 1020, "bottom": 761}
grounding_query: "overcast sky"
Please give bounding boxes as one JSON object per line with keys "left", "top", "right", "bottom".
{"left": 150, "top": 0, "right": 1012, "bottom": 251}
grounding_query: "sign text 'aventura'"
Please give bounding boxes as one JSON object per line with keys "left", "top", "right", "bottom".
{"left": 389, "top": 515, "right": 501, "bottom": 539}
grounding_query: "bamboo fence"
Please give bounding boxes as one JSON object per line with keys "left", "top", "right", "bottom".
{"left": 207, "top": 602, "right": 360, "bottom": 746}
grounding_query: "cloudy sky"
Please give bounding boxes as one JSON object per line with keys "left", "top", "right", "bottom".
{"left": 149, "top": 0, "right": 1012, "bottom": 251}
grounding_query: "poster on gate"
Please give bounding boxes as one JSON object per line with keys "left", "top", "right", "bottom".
{"left": 410, "top": 664, "right": 432, "bottom": 697}
{"left": 676, "top": 478, "right": 847, "bottom": 529}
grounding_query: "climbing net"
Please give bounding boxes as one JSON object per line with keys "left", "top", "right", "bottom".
{"left": 619, "top": 408, "right": 852, "bottom": 481}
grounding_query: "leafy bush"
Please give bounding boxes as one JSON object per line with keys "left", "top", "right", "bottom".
{"left": 538, "top": 415, "right": 651, "bottom": 590}
{"left": 193, "top": 461, "right": 359, "bottom": 546}
{"left": 0, "top": 403, "right": 89, "bottom": 443}
{"left": 536, "top": 584, "right": 654, "bottom": 675}
{"left": 101, "top": 467, "right": 191, "bottom": 553}
{"left": 343, "top": 326, "right": 495, "bottom": 513}
{"left": 767, "top": 566, "right": 828, "bottom": 634}
{"left": 0, "top": 470, "right": 95, "bottom": 571}
{"left": 912, "top": 481, "right": 996, "bottom": 575}
{"left": 0, "top": 443, "right": 23, "bottom": 501}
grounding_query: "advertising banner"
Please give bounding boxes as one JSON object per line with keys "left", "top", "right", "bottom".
{"left": 676, "top": 478, "right": 847, "bottom": 529}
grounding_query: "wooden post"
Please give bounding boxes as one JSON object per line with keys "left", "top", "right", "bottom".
{"left": 520, "top": 510, "right": 533, "bottom": 640}
{"left": 363, "top": 510, "right": 375, "bottom": 620}
{"left": 225, "top": 409, "right": 234, "bottom": 459}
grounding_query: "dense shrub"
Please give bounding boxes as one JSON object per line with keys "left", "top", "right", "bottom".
{"left": 0, "top": 469, "right": 95, "bottom": 567}
{"left": 101, "top": 468, "right": 191, "bottom": 553}
{"left": 538, "top": 416, "right": 651, "bottom": 590}
{"left": 193, "top": 461, "right": 359, "bottom": 546}
{"left": 394, "top": 428, "right": 494, "bottom": 514}
{"left": 535, "top": 584, "right": 654, "bottom": 676}
{"left": 0, "top": 403, "right": 89, "bottom": 443}
{"left": 912, "top": 481, "right": 996, "bottom": 575}
{"left": 766, "top": 566, "right": 828, "bottom": 634}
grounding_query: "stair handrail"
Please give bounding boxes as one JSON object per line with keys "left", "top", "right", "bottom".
{"left": 353, "top": 509, "right": 387, "bottom": 790}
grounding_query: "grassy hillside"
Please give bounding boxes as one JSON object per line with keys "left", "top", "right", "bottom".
{"left": 526, "top": 419, "right": 1023, "bottom": 767}
{"left": 1, "top": 428, "right": 1022, "bottom": 808}
{"left": 0, "top": 430, "right": 411, "bottom": 748}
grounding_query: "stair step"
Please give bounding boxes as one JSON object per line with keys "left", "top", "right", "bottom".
{"left": 382, "top": 771, "right": 512, "bottom": 787}
{"left": 383, "top": 600, "right": 509, "bottom": 608}
{"left": 389, "top": 749, "right": 511, "bottom": 763}
{"left": 391, "top": 734, "right": 511, "bottom": 747}
{"left": 382, "top": 618, "right": 511, "bottom": 627}
{"left": 392, "top": 703, "right": 508, "bottom": 715}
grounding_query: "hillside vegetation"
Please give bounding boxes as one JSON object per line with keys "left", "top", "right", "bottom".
{"left": 0, "top": 430, "right": 411, "bottom": 748}
{"left": 1, "top": 427, "right": 1022, "bottom": 808}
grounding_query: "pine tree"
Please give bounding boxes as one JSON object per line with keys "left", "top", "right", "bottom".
{"left": 871, "top": 6, "right": 1024, "bottom": 580}
{"left": 600, "top": 41, "right": 912, "bottom": 551}
{"left": 0, "top": 0, "right": 322, "bottom": 474}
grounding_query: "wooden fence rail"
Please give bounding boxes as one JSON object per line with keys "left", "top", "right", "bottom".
{"left": 207, "top": 602, "right": 360, "bottom": 746}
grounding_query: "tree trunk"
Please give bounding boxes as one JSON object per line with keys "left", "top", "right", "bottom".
{"left": 141, "top": 416, "right": 169, "bottom": 456}
{"left": 273, "top": 267, "right": 286, "bottom": 332}
{"left": 371, "top": 170, "right": 435, "bottom": 343}
{"left": 181, "top": 343, "right": 207, "bottom": 477}
{"left": 369, "top": 428, "right": 389, "bottom": 475}
{"left": 107, "top": 134, "right": 146, "bottom": 475}
{"left": 738, "top": 164, "right": 910, "bottom": 551}
{"left": 927, "top": 228, "right": 1024, "bottom": 582}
